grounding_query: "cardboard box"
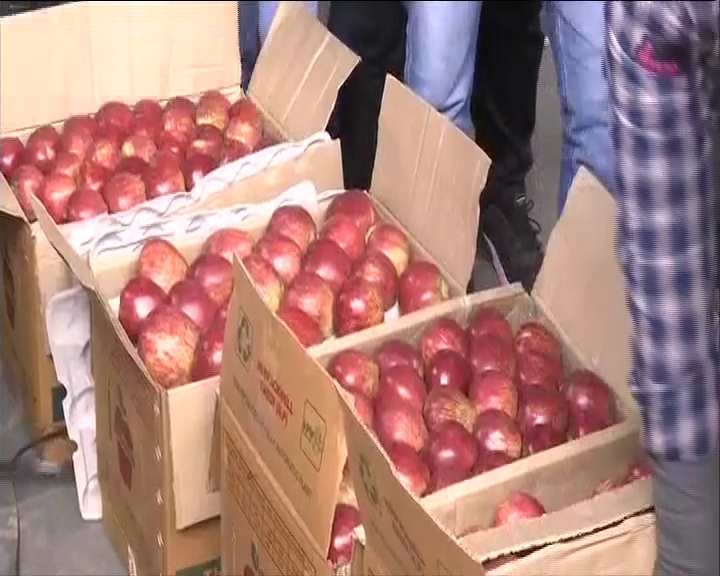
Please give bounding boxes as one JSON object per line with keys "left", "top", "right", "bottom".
{"left": 220, "top": 66, "right": 490, "bottom": 561}
{"left": 220, "top": 397, "right": 367, "bottom": 576}
{"left": 0, "top": 1, "right": 356, "bottom": 466}
{"left": 31, "top": 138, "right": 345, "bottom": 575}
{"left": 331, "top": 169, "right": 657, "bottom": 575}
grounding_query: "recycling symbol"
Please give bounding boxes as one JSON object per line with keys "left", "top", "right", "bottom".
{"left": 358, "top": 453, "right": 381, "bottom": 513}
{"left": 236, "top": 309, "right": 253, "bottom": 371}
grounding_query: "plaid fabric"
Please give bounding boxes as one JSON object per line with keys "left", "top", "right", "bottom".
{"left": 605, "top": 1, "right": 720, "bottom": 460}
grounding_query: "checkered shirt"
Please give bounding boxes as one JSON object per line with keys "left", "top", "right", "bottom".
{"left": 605, "top": 1, "right": 720, "bottom": 460}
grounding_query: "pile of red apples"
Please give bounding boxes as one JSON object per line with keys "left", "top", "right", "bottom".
{"left": 328, "top": 307, "right": 623, "bottom": 498}
{"left": 0, "top": 91, "right": 276, "bottom": 224}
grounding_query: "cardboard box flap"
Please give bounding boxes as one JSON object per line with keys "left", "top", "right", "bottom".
{"left": 29, "top": 195, "right": 98, "bottom": 291}
{"left": 208, "top": 390, "right": 221, "bottom": 494}
{"left": 223, "top": 259, "right": 347, "bottom": 552}
{"left": 461, "top": 480, "right": 652, "bottom": 562}
{"left": 0, "top": 180, "right": 26, "bottom": 220}
{"left": 336, "top": 385, "right": 480, "bottom": 576}
{"left": 371, "top": 75, "right": 491, "bottom": 289}
{"left": 532, "top": 168, "right": 637, "bottom": 418}
{"left": 249, "top": 2, "right": 360, "bottom": 141}
{"left": 0, "top": 1, "right": 240, "bottom": 134}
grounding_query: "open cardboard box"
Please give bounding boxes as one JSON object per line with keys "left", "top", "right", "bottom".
{"left": 219, "top": 69, "right": 490, "bottom": 561}
{"left": 0, "top": 1, "right": 356, "bottom": 469}
{"left": 29, "top": 138, "right": 344, "bottom": 575}
{"left": 332, "top": 169, "right": 657, "bottom": 575}
{"left": 220, "top": 396, "right": 367, "bottom": 576}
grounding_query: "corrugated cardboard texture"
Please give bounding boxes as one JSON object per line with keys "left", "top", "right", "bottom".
{"left": 0, "top": 1, "right": 240, "bottom": 133}
{"left": 372, "top": 76, "right": 490, "bottom": 290}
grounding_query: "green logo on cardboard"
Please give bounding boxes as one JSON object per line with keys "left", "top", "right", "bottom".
{"left": 236, "top": 308, "right": 253, "bottom": 371}
{"left": 359, "top": 453, "right": 380, "bottom": 511}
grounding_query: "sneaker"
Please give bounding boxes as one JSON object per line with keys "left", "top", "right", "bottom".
{"left": 478, "top": 194, "right": 544, "bottom": 291}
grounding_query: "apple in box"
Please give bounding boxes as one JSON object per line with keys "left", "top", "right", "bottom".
{"left": 9, "top": 164, "right": 44, "bottom": 221}
{"left": 1, "top": 137, "right": 25, "bottom": 178}
{"left": 26, "top": 125, "right": 61, "bottom": 174}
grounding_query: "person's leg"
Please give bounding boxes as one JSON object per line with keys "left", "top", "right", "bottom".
{"left": 328, "top": 2, "right": 406, "bottom": 189}
{"left": 404, "top": 1, "right": 482, "bottom": 137}
{"left": 258, "top": 1, "right": 319, "bottom": 45}
{"left": 471, "top": 0, "right": 545, "bottom": 291}
{"left": 542, "top": 0, "right": 612, "bottom": 213}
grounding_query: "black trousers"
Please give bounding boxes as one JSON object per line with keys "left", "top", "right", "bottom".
{"left": 327, "top": 1, "right": 543, "bottom": 203}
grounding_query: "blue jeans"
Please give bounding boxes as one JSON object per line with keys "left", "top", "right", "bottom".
{"left": 404, "top": 1, "right": 482, "bottom": 138}
{"left": 542, "top": 1, "right": 612, "bottom": 212}
{"left": 239, "top": 1, "right": 319, "bottom": 89}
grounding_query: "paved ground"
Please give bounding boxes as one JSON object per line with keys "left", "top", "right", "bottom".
{"left": 0, "top": 47, "right": 562, "bottom": 575}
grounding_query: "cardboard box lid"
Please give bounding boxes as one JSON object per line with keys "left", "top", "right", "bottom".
{"left": 371, "top": 75, "right": 491, "bottom": 289}
{"left": 532, "top": 167, "right": 637, "bottom": 419}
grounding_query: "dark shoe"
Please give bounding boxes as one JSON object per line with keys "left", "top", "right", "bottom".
{"left": 479, "top": 195, "right": 544, "bottom": 291}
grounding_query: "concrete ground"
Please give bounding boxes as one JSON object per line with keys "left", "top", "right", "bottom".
{"left": 0, "top": 48, "right": 562, "bottom": 575}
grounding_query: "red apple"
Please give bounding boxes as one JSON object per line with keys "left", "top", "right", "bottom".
{"left": 137, "top": 305, "right": 200, "bottom": 388}
{"left": 428, "top": 464, "right": 472, "bottom": 494}
{"left": 468, "top": 370, "right": 518, "bottom": 420}
{"left": 241, "top": 254, "right": 284, "bottom": 312}
{"left": 97, "top": 123, "right": 125, "bottom": 148}
{"left": 196, "top": 90, "right": 231, "bottom": 131}
{"left": 183, "top": 152, "right": 218, "bottom": 190}
{"left": 1, "top": 137, "right": 25, "bottom": 178}
{"left": 516, "top": 349, "right": 563, "bottom": 392}
{"left": 25, "top": 125, "right": 60, "bottom": 173}
{"left": 522, "top": 424, "right": 565, "bottom": 456}
{"left": 191, "top": 320, "right": 225, "bottom": 381}
{"left": 121, "top": 133, "right": 157, "bottom": 163}
{"left": 515, "top": 321, "right": 562, "bottom": 362}
{"left": 624, "top": 457, "right": 652, "bottom": 483}
{"left": 350, "top": 251, "right": 398, "bottom": 311}
{"left": 384, "top": 442, "right": 430, "bottom": 497}
{"left": 224, "top": 139, "right": 251, "bottom": 163}
{"left": 333, "top": 276, "right": 385, "bottom": 337}
{"left": 116, "top": 156, "right": 149, "bottom": 177}
{"left": 37, "top": 173, "right": 76, "bottom": 223}
{"left": 96, "top": 101, "right": 134, "bottom": 136}
{"left": 376, "top": 364, "right": 427, "bottom": 412}
{"left": 118, "top": 276, "right": 166, "bottom": 343}
{"left": 423, "top": 386, "right": 476, "bottom": 433}
{"left": 60, "top": 115, "right": 98, "bottom": 159}
{"left": 162, "top": 96, "right": 196, "bottom": 143}
{"left": 130, "top": 114, "right": 162, "bottom": 143}
{"left": 215, "top": 299, "right": 230, "bottom": 328}
{"left": 328, "top": 349, "right": 380, "bottom": 399}
{"left": 560, "top": 369, "right": 615, "bottom": 425}
{"left": 202, "top": 228, "right": 254, "bottom": 263}
{"left": 473, "top": 450, "right": 516, "bottom": 474}
{"left": 133, "top": 99, "right": 163, "bottom": 122}
{"left": 66, "top": 188, "right": 108, "bottom": 222}
{"left": 425, "top": 350, "right": 472, "bottom": 394}
{"left": 327, "top": 504, "right": 361, "bottom": 567}
{"left": 374, "top": 339, "right": 424, "bottom": 378}
{"left": 266, "top": 205, "right": 317, "bottom": 253}
{"left": 225, "top": 99, "right": 262, "bottom": 151}
{"left": 468, "top": 334, "right": 517, "bottom": 377}
{"left": 398, "top": 261, "right": 449, "bottom": 315}
{"left": 518, "top": 384, "right": 569, "bottom": 435}
{"left": 426, "top": 420, "right": 478, "bottom": 474}
{"left": 9, "top": 164, "right": 44, "bottom": 220}
{"left": 567, "top": 411, "right": 611, "bottom": 440}
{"left": 52, "top": 151, "right": 83, "bottom": 181}
{"left": 325, "top": 189, "right": 378, "bottom": 236}
{"left": 277, "top": 304, "right": 324, "bottom": 348}
{"left": 144, "top": 156, "right": 186, "bottom": 199}
{"left": 255, "top": 233, "right": 303, "bottom": 285}
{"left": 418, "top": 317, "right": 469, "bottom": 366}
{"left": 352, "top": 391, "right": 375, "bottom": 430}
{"left": 366, "top": 222, "right": 410, "bottom": 276}
{"left": 187, "top": 253, "right": 234, "bottom": 306}
{"left": 492, "top": 492, "right": 545, "bottom": 527}
{"left": 189, "top": 124, "right": 224, "bottom": 162}
{"left": 136, "top": 238, "right": 189, "bottom": 294}
{"left": 281, "top": 271, "right": 334, "bottom": 337}
{"left": 156, "top": 130, "right": 187, "bottom": 163}
{"left": 473, "top": 408, "right": 522, "bottom": 459}
{"left": 467, "top": 307, "right": 514, "bottom": 348}
{"left": 88, "top": 136, "right": 121, "bottom": 172}
{"left": 78, "top": 161, "right": 109, "bottom": 194}
{"left": 167, "top": 279, "right": 218, "bottom": 333}
{"left": 320, "top": 214, "right": 365, "bottom": 262}
{"left": 374, "top": 400, "right": 429, "bottom": 453}
{"left": 102, "top": 172, "right": 147, "bottom": 214}
{"left": 302, "top": 239, "right": 351, "bottom": 294}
